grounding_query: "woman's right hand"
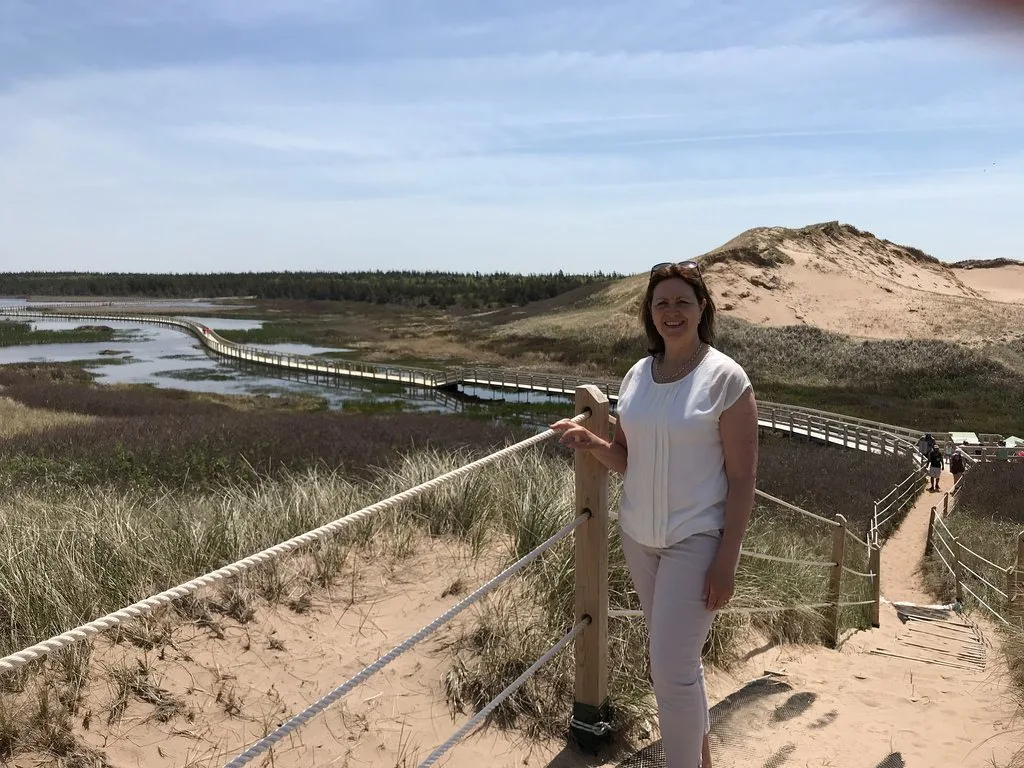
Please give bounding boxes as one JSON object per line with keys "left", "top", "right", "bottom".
{"left": 549, "top": 419, "right": 609, "bottom": 451}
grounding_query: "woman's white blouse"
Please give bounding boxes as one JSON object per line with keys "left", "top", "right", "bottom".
{"left": 615, "top": 347, "right": 752, "bottom": 549}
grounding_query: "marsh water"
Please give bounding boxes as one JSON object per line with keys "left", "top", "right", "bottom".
{"left": 0, "top": 304, "right": 571, "bottom": 414}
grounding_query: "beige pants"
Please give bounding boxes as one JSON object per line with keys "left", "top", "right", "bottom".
{"left": 620, "top": 527, "right": 722, "bottom": 768}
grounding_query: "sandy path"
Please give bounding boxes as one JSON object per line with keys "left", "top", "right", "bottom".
{"left": 880, "top": 469, "right": 948, "bottom": 605}
{"left": 687, "top": 470, "right": 1020, "bottom": 767}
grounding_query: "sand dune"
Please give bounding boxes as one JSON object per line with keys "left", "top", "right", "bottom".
{"left": 702, "top": 222, "right": 1024, "bottom": 342}
{"left": 496, "top": 222, "right": 1024, "bottom": 348}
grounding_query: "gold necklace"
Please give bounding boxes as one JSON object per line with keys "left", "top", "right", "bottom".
{"left": 658, "top": 342, "right": 704, "bottom": 381}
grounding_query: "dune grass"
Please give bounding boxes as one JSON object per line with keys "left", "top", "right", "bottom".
{"left": 0, "top": 397, "right": 93, "bottom": 438}
{"left": 0, "top": 377, "right": 914, "bottom": 762}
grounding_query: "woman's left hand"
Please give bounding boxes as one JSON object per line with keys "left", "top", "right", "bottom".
{"left": 703, "top": 556, "right": 737, "bottom": 611}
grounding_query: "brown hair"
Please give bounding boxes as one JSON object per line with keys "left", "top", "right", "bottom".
{"left": 640, "top": 262, "right": 717, "bottom": 356}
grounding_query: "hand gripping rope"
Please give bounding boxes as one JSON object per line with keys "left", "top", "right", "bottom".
{"left": 0, "top": 412, "right": 590, "bottom": 675}
{"left": 222, "top": 512, "right": 588, "bottom": 768}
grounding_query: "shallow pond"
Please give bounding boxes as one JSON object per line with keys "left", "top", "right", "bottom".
{"left": 0, "top": 314, "right": 572, "bottom": 414}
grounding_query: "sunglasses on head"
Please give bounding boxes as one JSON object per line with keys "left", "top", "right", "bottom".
{"left": 650, "top": 261, "right": 703, "bottom": 278}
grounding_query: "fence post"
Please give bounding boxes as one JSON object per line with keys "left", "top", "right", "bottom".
{"left": 1008, "top": 532, "right": 1024, "bottom": 618}
{"left": 951, "top": 537, "right": 965, "bottom": 604}
{"left": 924, "top": 507, "right": 936, "bottom": 557}
{"left": 824, "top": 420, "right": 831, "bottom": 446}
{"left": 826, "top": 514, "right": 848, "bottom": 648}
{"left": 843, "top": 423, "right": 849, "bottom": 448}
{"left": 869, "top": 544, "right": 881, "bottom": 628}
{"left": 570, "top": 385, "right": 612, "bottom": 749}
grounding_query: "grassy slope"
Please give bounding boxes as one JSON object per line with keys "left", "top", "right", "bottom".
{"left": 474, "top": 276, "right": 1024, "bottom": 435}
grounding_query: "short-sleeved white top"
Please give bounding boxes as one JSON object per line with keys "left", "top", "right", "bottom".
{"left": 615, "top": 347, "right": 752, "bottom": 549}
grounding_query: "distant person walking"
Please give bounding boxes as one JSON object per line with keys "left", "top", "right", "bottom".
{"left": 551, "top": 260, "right": 758, "bottom": 768}
{"left": 949, "top": 449, "right": 965, "bottom": 488}
{"left": 918, "top": 433, "right": 935, "bottom": 469}
{"left": 927, "top": 444, "right": 944, "bottom": 491}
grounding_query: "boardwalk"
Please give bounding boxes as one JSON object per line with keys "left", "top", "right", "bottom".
{"left": 0, "top": 306, "right": 946, "bottom": 451}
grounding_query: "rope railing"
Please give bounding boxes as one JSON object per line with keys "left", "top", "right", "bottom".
{"left": 961, "top": 583, "right": 1012, "bottom": 627}
{"left": 739, "top": 550, "right": 836, "bottom": 568}
{"left": 416, "top": 618, "right": 589, "bottom": 768}
{"left": 0, "top": 411, "right": 591, "bottom": 675}
{"left": 755, "top": 489, "right": 839, "bottom": 527}
{"left": 870, "top": 467, "right": 926, "bottom": 547}
{"left": 842, "top": 565, "right": 877, "bottom": 580}
{"left": 223, "top": 512, "right": 590, "bottom": 768}
{"left": 846, "top": 526, "right": 870, "bottom": 549}
{"left": 924, "top": 476, "right": 1024, "bottom": 633}
{"left": 958, "top": 543, "right": 1010, "bottom": 575}
{"left": 960, "top": 562, "right": 1009, "bottom": 600}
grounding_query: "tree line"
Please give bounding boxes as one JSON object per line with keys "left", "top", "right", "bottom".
{"left": 0, "top": 270, "right": 622, "bottom": 309}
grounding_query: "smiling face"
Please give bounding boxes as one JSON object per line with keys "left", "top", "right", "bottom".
{"left": 650, "top": 277, "right": 705, "bottom": 345}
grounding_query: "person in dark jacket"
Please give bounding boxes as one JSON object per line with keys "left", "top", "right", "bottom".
{"left": 927, "top": 444, "right": 944, "bottom": 491}
{"left": 949, "top": 450, "right": 965, "bottom": 488}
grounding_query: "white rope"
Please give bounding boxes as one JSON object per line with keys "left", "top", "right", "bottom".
{"left": 935, "top": 513, "right": 954, "bottom": 537}
{"left": 0, "top": 413, "right": 589, "bottom": 675}
{"left": 845, "top": 527, "right": 869, "bottom": 549}
{"left": 416, "top": 619, "right": 588, "bottom": 768}
{"left": 609, "top": 599, "right": 874, "bottom": 618}
{"left": 754, "top": 490, "right": 838, "bottom": 527}
{"left": 223, "top": 512, "right": 588, "bottom": 768}
{"left": 874, "top": 510, "right": 899, "bottom": 531}
{"left": 842, "top": 566, "right": 876, "bottom": 580}
{"left": 959, "top": 562, "right": 1009, "bottom": 600}
{"left": 933, "top": 530, "right": 956, "bottom": 560}
{"left": 957, "top": 544, "right": 1009, "bottom": 575}
{"left": 961, "top": 583, "right": 1012, "bottom": 627}
{"left": 933, "top": 538, "right": 955, "bottom": 576}
{"left": 740, "top": 549, "right": 836, "bottom": 569}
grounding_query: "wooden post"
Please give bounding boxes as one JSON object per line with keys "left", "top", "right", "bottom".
{"left": 843, "top": 423, "right": 849, "bottom": 448}
{"left": 571, "top": 385, "right": 611, "bottom": 749}
{"left": 1007, "top": 532, "right": 1024, "bottom": 617}
{"left": 951, "top": 537, "right": 965, "bottom": 604}
{"left": 826, "top": 514, "right": 848, "bottom": 648}
{"left": 824, "top": 420, "right": 831, "bottom": 446}
{"left": 943, "top": 493, "right": 949, "bottom": 517}
{"left": 924, "top": 507, "right": 936, "bottom": 557}
{"left": 869, "top": 544, "right": 881, "bottom": 628}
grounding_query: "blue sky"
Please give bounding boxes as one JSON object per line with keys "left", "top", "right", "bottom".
{"left": 1, "top": 0, "right": 1023, "bottom": 274}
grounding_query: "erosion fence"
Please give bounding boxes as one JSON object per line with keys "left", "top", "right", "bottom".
{"left": 0, "top": 384, "right": 893, "bottom": 767}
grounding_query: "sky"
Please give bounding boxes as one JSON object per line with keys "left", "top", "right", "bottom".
{"left": 1, "top": 0, "right": 1023, "bottom": 274}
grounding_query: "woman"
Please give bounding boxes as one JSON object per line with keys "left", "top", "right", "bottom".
{"left": 551, "top": 261, "right": 758, "bottom": 768}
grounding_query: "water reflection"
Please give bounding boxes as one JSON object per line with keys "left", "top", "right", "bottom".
{"left": 0, "top": 313, "right": 573, "bottom": 414}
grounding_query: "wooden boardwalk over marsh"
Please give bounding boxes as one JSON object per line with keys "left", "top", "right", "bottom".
{"left": 0, "top": 305, "right": 945, "bottom": 451}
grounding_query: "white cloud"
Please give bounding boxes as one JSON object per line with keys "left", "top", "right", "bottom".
{"left": 2, "top": 0, "right": 1024, "bottom": 271}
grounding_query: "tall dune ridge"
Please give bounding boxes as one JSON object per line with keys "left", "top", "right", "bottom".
{"left": 495, "top": 221, "right": 1024, "bottom": 347}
